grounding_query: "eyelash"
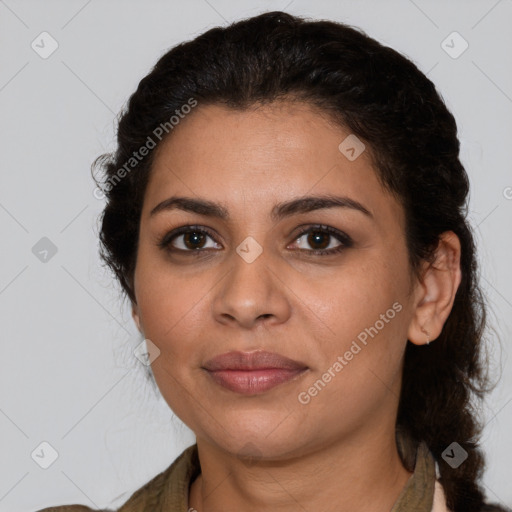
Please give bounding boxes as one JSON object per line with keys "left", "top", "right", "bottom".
{"left": 157, "top": 224, "right": 353, "bottom": 257}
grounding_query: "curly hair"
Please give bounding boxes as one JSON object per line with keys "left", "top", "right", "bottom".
{"left": 91, "top": 11, "right": 507, "bottom": 512}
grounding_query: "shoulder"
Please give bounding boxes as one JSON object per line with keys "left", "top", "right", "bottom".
{"left": 432, "top": 481, "right": 510, "bottom": 512}
{"left": 35, "top": 444, "right": 199, "bottom": 512}
{"left": 117, "top": 442, "right": 199, "bottom": 510}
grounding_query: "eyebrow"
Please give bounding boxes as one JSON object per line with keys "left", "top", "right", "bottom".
{"left": 149, "top": 194, "right": 373, "bottom": 222}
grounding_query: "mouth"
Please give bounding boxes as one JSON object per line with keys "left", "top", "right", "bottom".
{"left": 202, "top": 350, "right": 309, "bottom": 395}
{"left": 204, "top": 367, "right": 309, "bottom": 395}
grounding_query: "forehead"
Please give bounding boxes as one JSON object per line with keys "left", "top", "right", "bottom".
{"left": 151, "top": 100, "right": 352, "bottom": 171}
{"left": 142, "top": 101, "right": 403, "bottom": 230}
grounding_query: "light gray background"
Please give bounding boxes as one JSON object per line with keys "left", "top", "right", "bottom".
{"left": 1, "top": 0, "right": 511, "bottom": 510}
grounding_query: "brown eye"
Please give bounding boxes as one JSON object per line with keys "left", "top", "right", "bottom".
{"left": 158, "top": 226, "right": 221, "bottom": 253}
{"left": 305, "top": 230, "right": 331, "bottom": 250}
{"left": 181, "top": 231, "right": 208, "bottom": 250}
{"left": 157, "top": 224, "right": 353, "bottom": 257}
{"left": 290, "top": 225, "right": 353, "bottom": 255}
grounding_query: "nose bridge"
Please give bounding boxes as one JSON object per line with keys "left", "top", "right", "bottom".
{"left": 226, "top": 235, "right": 272, "bottom": 304}
{"left": 212, "top": 235, "right": 289, "bottom": 327}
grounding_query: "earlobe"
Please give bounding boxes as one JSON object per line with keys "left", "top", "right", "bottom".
{"left": 407, "top": 231, "right": 462, "bottom": 346}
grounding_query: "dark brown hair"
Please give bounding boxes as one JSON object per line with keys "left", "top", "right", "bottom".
{"left": 92, "top": 11, "right": 507, "bottom": 512}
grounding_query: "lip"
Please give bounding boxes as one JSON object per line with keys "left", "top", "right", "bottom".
{"left": 202, "top": 350, "right": 309, "bottom": 395}
{"left": 203, "top": 350, "right": 308, "bottom": 371}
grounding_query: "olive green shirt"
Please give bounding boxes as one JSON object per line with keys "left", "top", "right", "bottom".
{"left": 36, "top": 435, "right": 442, "bottom": 512}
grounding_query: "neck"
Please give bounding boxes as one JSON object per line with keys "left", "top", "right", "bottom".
{"left": 188, "top": 429, "right": 414, "bottom": 512}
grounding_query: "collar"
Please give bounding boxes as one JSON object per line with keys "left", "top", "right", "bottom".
{"left": 391, "top": 439, "right": 437, "bottom": 511}
{"left": 117, "top": 434, "right": 439, "bottom": 511}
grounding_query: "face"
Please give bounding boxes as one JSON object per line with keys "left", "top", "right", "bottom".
{"left": 132, "top": 101, "right": 419, "bottom": 460}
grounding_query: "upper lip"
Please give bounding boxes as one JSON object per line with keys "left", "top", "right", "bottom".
{"left": 203, "top": 350, "right": 308, "bottom": 371}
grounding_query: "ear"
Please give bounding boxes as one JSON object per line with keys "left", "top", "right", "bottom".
{"left": 132, "top": 302, "right": 142, "bottom": 334}
{"left": 407, "top": 231, "right": 462, "bottom": 346}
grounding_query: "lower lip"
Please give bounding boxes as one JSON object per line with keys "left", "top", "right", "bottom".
{"left": 205, "top": 368, "right": 307, "bottom": 395}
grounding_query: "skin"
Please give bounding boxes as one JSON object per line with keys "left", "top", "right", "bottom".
{"left": 131, "top": 101, "right": 462, "bottom": 512}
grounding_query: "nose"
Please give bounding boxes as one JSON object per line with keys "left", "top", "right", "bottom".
{"left": 211, "top": 248, "right": 291, "bottom": 330}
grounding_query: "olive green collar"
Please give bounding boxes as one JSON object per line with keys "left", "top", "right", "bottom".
{"left": 117, "top": 434, "right": 437, "bottom": 511}
{"left": 391, "top": 439, "right": 436, "bottom": 511}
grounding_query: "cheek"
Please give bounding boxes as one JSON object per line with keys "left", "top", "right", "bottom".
{"left": 296, "top": 257, "right": 409, "bottom": 391}
{"left": 134, "top": 251, "right": 209, "bottom": 344}
{"left": 299, "top": 258, "right": 404, "bottom": 337}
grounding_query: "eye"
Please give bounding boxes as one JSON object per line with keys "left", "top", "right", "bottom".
{"left": 157, "top": 224, "right": 353, "bottom": 257}
{"left": 157, "top": 225, "right": 221, "bottom": 255}
{"left": 289, "top": 225, "right": 353, "bottom": 255}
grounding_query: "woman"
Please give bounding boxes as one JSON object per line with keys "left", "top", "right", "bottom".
{"left": 38, "top": 10, "right": 508, "bottom": 512}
